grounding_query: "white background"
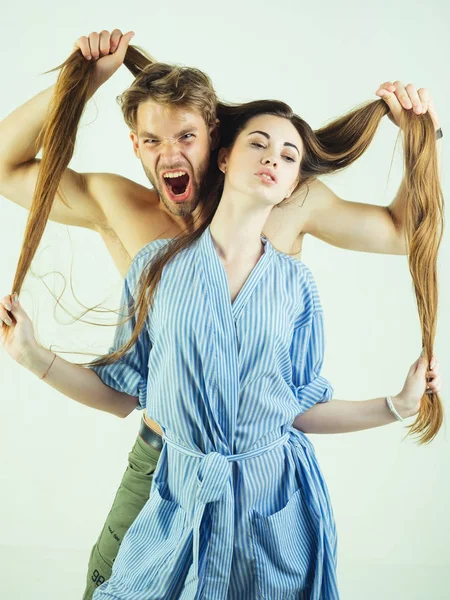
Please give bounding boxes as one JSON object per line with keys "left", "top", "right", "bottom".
{"left": 0, "top": 1, "right": 449, "bottom": 598}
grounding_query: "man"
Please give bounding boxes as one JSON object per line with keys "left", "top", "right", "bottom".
{"left": 0, "top": 29, "right": 441, "bottom": 599}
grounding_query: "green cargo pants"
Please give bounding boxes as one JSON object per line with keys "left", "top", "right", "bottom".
{"left": 82, "top": 427, "right": 161, "bottom": 600}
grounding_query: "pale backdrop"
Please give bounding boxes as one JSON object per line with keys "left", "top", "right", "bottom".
{"left": 0, "top": 0, "right": 449, "bottom": 598}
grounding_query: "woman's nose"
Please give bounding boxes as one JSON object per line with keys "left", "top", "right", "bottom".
{"left": 261, "top": 155, "right": 277, "bottom": 167}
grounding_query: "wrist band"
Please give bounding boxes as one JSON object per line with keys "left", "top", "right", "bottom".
{"left": 436, "top": 127, "right": 443, "bottom": 140}
{"left": 41, "top": 353, "right": 56, "bottom": 380}
{"left": 386, "top": 395, "right": 405, "bottom": 422}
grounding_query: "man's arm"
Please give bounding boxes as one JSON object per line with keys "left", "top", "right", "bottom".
{"left": 295, "top": 81, "right": 441, "bottom": 255}
{"left": 0, "top": 86, "right": 104, "bottom": 228}
{"left": 0, "top": 29, "right": 134, "bottom": 229}
{"left": 297, "top": 178, "right": 407, "bottom": 255}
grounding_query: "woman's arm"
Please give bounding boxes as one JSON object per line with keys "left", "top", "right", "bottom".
{"left": 293, "top": 355, "right": 441, "bottom": 434}
{"left": 0, "top": 292, "right": 140, "bottom": 418}
{"left": 294, "top": 396, "right": 407, "bottom": 434}
{"left": 20, "top": 344, "right": 138, "bottom": 418}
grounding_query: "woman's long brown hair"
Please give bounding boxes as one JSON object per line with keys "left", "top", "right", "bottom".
{"left": 11, "top": 47, "right": 443, "bottom": 444}
{"left": 11, "top": 45, "right": 155, "bottom": 298}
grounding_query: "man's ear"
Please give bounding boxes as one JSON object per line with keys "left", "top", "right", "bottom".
{"left": 217, "top": 147, "right": 229, "bottom": 174}
{"left": 210, "top": 119, "right": 220, "bottom": 151}
{"left": 130, "top": 131, "right": 140, "bottom": 159}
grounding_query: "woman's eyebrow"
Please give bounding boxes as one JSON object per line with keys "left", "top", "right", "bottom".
{"left": 248, "top": 130, "right": 299, "bottom": 154}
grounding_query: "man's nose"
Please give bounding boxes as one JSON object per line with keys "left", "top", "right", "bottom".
{"left": 160, "top": 139, "right": 182, "bottom": 160}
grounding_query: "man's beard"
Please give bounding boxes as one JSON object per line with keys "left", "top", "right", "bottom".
{"left": 142, "top": 160, "right": 209, "bottom": 218}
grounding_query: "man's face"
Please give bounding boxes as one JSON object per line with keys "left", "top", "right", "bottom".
{"left": 131, "top": 101, "right": 213, "bottom": 217}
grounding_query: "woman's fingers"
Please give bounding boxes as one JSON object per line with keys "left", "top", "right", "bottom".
{"left": 426, "top": 353, "right": 442, "bottom": 395}
{"left": 0, "top": 295, "right": 14, "bottom": 326}
{"left": 426, "top": 375, "right": 442, "bottom": 394}
{"left": 0, "top": 293, "right": 28, "bottom": 325}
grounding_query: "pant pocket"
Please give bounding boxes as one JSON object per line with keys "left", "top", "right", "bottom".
{"left": 250, "top": 488, "right": 317, "bottom": 600}
{"left": 128, "top": 436, "right": 161, "bottom": 476}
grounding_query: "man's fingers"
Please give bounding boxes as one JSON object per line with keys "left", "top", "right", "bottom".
{"left": 110, "top": 28, "right": 123, "bottom": 53}
{"left": 417, "top": 88, "right": 430, "bottom": 114}
{"left": 377, "top": 81, "right": 396, "bottom": 94}
{"left": 405, "top": 83, "right": 423, "bottom": 114}
{"left": 75, "top": 36, "right": 91, "bottom": 59}
{"left": 114, "top": 31, "right": 135, "bottom": 61}
{"left": 99, "top": 30, "right": 111, "bottom": 57}
{"left": 376, "top": 87, "right": 403, "bottom": 123}
{"left": 427, "top": 100, "right": 440, "bottom": 130}
{"left": 89, "top": 32, "right": 100, "bottom": 60}
{"left": 393, "top": 81, "right": 412, "bottom": 109}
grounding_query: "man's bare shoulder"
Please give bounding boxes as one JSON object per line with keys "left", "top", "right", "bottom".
{"left": 82, "top": 172, "right": 183, "bottom": 266}
{"left": 264, "top": 179, "right": 337, "bottom": 247}
{"left": 83, "top": 172, "right": 160, "bottom": 214}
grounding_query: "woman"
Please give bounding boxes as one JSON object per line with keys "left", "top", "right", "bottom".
{"left": 0, "top": 101, "right": 442, "bottom": 599}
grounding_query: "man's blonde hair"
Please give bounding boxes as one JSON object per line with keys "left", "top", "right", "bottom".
{"left": 118, "top": 62, "right": 218, "bottom": 131}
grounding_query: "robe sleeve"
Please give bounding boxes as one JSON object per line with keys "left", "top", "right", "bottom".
{"left": 291, "top": 267, "right": 333, "bottom": 414}
{"left": 90, "top": 275, "right": 151, "bottom": 411}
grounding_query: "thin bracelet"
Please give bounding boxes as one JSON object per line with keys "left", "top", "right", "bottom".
{"left": 436, "top": 127, "right": 443, "bottom": 140}
{"left": 41, "top": 352, "right": 56, "bottom": 380}
{"left": 386, "top": 395, "right": 405, "bottom": 422}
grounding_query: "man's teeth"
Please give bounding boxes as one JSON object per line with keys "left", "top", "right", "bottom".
{"left": 164, "top": 171, "right": 187, "bottom": 179}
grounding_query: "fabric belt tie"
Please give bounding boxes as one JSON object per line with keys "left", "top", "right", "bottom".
{"left": 163, "top": 433, "right": 290, "bottom": 597}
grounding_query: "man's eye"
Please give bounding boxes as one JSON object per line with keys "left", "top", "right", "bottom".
{"left": 144, "top": 139, "right": 158, "bottom": 144}
{"left": 182, "top": 133, "right": 195, "bottom": 140}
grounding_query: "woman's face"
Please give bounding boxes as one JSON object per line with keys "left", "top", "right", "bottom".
{"left": 219, "top": 114, "right": 303, "bottom": 207}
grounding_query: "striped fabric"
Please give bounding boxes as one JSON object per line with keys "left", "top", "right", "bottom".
{"left": 91, "top": 226, "right": 339, "bottom": 599}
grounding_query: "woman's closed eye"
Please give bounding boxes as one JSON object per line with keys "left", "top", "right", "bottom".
{"left": 251, "top": 142, "right": 296, "bottom": 161}
{"left": 250, "top": 141, "right": 296, "bottom": 163}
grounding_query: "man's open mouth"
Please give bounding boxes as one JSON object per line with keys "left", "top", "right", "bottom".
{"left": 162, "top": 170, "right": 191, "bottom": 202}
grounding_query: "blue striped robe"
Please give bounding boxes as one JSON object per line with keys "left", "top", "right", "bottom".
{"left": 91, "top": 226, "right": 339, "bottom": 599}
